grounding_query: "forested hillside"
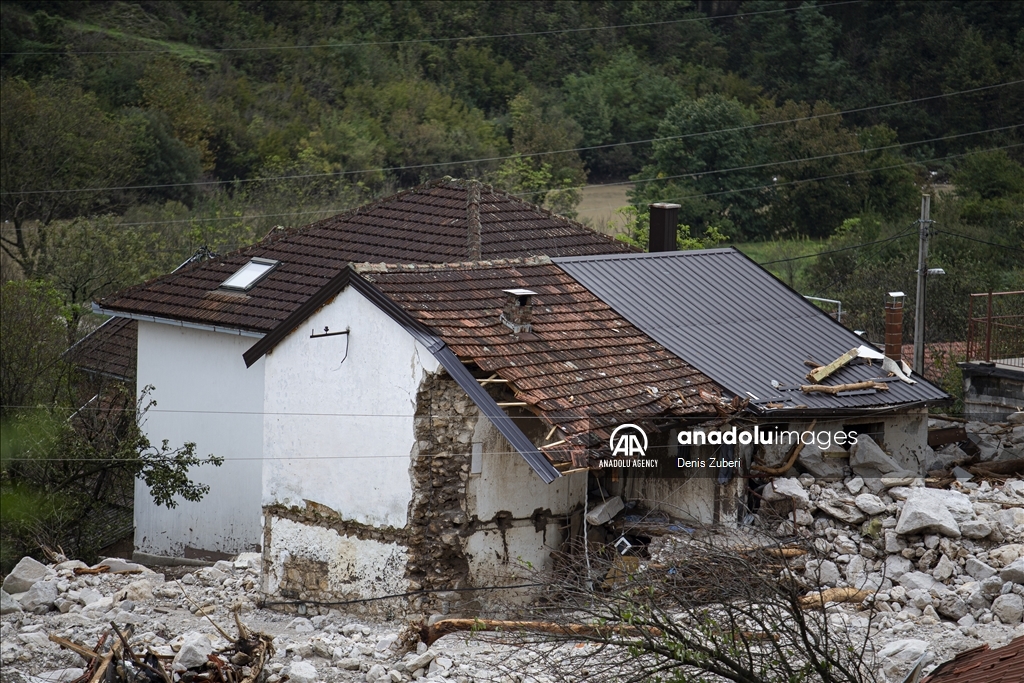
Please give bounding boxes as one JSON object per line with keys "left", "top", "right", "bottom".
{"left": 1, "top": 0, "right": 1022, "bottom": 345}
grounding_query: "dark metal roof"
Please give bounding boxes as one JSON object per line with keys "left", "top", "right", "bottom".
{"left": 554, "top": 249, "right": 949, "bottom": 413}
{"left": 97, "top": 179, "right": 636, "bottom": 333}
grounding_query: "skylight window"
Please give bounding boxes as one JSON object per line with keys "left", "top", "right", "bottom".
{"left": 220, "top": 258, "right": 279, "bottom": 291}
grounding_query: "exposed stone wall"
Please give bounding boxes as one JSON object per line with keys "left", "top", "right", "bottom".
{"left": 405, "top": 369, "right": 479, "bottom": 611}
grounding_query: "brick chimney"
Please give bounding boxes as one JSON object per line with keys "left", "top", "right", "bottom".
{"left": 500, "top": 289, "right": 536, "bottom": 334}
{"left": 884, "top": 291, "right": 906, "bottom": 361}
{"left": 467, "top": 179, "right": 481, "bottom": 260}
{"left": 649, "top": 203, "right": 681, "bottom": 252}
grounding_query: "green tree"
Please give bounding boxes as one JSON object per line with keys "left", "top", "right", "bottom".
{"left": 499, "top": 88, "right": 587, "bottom": 216}
{"left": 563, "top": 50, "right": 685, "bottom": 178}
{"left": 0, "top": 280, "right": 70, "bottom": 416}
{"left": 139, "top": 58, "right": 215, "bottom": 171}
{"left": 0, "top": 78, "right": 138, "bottom": 277}
{"left": 636, "top": 94, "right": 771, "bottom": 239}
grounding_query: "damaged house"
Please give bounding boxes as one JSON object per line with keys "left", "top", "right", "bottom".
{"left": 90, "top": 182, "right": 950, "bottom": 609}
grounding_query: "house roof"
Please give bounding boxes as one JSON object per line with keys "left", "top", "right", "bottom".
{"left": 95, "top": 179, "right": 635, "bottom": 334}
{"left": 66, "top": 317, "right": 138, "bottom": 382}
{"left": 352, "top": 257, "right": 726, "bottom": 462}
{"left": 555, "top": 249, "right": 949, "bottom": 413}
{"left": 921, "top": 635, "right": 1023, "bottom": 683}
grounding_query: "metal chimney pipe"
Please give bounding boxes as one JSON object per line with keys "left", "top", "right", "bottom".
{"left": 648, "top": 203, "right": 681, "bottom": 253}
{"left": 884, "top": 291, "right": 906, "bottom": 362}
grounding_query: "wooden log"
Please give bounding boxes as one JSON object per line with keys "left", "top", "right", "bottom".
{"left": 798, "top": 587, "right": 871, "bottom": 609}
{"left": 800, "top": 381, "right": 889, "bottom": 395}
{"left": 48, "top": 634, "right": 98, "bottom": 662}
{"left": 73, "top": 566, "right": 110, "bottom": 576}
{"left": 806, "top": 348, "right": 859, "bottom": 383}
{"left": 86, "top": 653, "right": 112, "bottom": 683}
{"left": 421, "top": 618, "right": 661, "bottom": 646}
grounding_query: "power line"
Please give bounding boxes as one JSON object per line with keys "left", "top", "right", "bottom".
{"left": 39, "top": 121, "right": 1017, "bottom": 232}
{"left": 654, "top": 142, "right": 1024, "bottom": 206}
{"left": 758, "top": 227, "right": 917, "bottom": 265}
{"left": 3, "top": 80, "right": 1019, "bottom": 197}
{"left": 933, "top": 228, "right": 1024, "bottom": 253}
{"left": 0, "top": 2, "right": 863, "bottom": 56}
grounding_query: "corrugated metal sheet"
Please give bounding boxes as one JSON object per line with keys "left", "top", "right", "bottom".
{"left": 554, "top": 249, "right": 949, "bottom": 412}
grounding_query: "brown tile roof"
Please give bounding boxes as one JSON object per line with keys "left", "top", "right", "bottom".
{"left": 355, "top": 257, "right": 725, "bottom": 463}
{"left": 921, "top": 635, "right": 1024, "bottom": 683}
{"left": 66, "top": 317, "right": 137, "bottom": 382}
{"left": 96, "top": 179, "right": 636, "bottom": 333}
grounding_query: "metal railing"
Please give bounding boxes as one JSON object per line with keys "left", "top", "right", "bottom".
{"left": 966, "top": 290, "right": 1024, "bottom": 368}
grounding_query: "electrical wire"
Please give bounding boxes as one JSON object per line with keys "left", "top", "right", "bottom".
{"left": 933, "top": 229, "right": 1024, "bottom": 253}
{"left": 652, "top": 142, "right": 1024, "bottom": 206}
{"left": 0, "top": 2, "right": 864, "bottom": 56}
{"left": 759, "top": 227, "right": 917, "bottom": 265}
{"left": 3, "top": 80, "right": 1019, "bottom": 197}
{"left": 11, "top": 129, "right": 1020, "bottom": 237}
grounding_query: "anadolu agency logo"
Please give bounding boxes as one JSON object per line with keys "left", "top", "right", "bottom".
{"left": 602, "top": 424, "right": 658, "bottom": 468}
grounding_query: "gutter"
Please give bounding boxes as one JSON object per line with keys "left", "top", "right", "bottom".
{"left": 93, "top": 304, "right": 265, "bottom": 339}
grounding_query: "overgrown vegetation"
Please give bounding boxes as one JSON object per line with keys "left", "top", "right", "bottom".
{"left": 0, "top": 280, "right": 222, "bottom": 573}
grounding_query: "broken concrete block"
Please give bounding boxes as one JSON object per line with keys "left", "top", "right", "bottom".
{"left": 804, "top": 559, "right": 840, "bottom": 587}
{"left": 18, "top": 579, "right": 57, "bottom": 612}
{"left": 854, "top": 493, "right": 886, "bottom": 516}
{"left": 762, "top": 477, "right": 810, "bottom": 508}
{"left": 2, "top": 556, "right": 49, "bottom": 594}
{"left": 991, "top": 593, "right": 1024, "bottom": 625}
{"left": 285, "top": 661, "right": 318, "bottom": 683}
{"left": 0, "top": 589, "right": 22, "bottom": 614}
{"left": 849, "top": 435, "right": 902, "bottom": 477}
{"left": 966, "top": 558, "right": 998, "bottom": 581}
{"left": 816, "top": 499, "right": 867, "bottom": 525}
{"left": 797, "top": 444, "right": 845, "bottom": 479}
{"left": 895, "top": 490, "right": 963, "bottom": 537}
{"left": 172, "top": 632, "right": 213, "bottom": 671}
{"left": 961, "top": 520, "right": 993, "bottom": 539}
{"left": 1000, "top": 557, "right": 1024, "bottom": 584}
{"left": 586, "top": 496, "right": 624, "bottom": 525}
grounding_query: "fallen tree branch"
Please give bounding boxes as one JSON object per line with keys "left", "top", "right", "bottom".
{"left": 798, "top": 587, "right": 871, "bottom": 609}
{"left": 421, "top": 618, "right": 662, "bottom": 646}
{"left": 800, "top": 381, "right": 888, "bottom": 394}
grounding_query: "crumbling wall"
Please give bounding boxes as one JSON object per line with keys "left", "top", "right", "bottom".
{"left": 260, "top": 504, "right": 410, "bottom": 615}
{"left": 405, "top": 369, "right": 478, "bottom": 612}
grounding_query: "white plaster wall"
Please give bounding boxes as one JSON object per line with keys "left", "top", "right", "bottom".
{"left": 467, "top": 417, "right": 585, "bottom": 520}
{"left": 263, "top": 516, "right": 408, "bottom": 598}
{"left": 463, "top": 417, "right": 585, "bottom": 588}
{"left": 134, "top": 322, "right": 265, "bottom": 557}
{"left": 261, "top": 288, "right": 439, "bottom": 528}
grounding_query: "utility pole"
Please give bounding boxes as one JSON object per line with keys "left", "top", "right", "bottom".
{"left": 913, "top": 194, "right": 932, "bottom": 376}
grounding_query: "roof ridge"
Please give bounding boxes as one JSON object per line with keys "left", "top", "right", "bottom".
{"left": 352, "top": 255, "right": 553, "bottom": 273}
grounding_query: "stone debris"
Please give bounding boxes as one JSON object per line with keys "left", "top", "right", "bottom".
{"left": 2, "top": 421, "right": 1022, "bottom": 683}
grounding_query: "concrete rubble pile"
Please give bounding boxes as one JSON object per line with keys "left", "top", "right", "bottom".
{"left": 2, "top": 417, "right": 1022, "bottom": 683}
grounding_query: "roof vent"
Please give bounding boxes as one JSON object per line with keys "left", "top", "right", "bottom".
{"left": 500, "top": 289, "right": 536, "bottom": 334}
{"left": 220, "top": 258, "right": 279, "bottom": 291}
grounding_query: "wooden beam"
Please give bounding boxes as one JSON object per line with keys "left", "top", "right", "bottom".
{"left": 800, "top": 381, "right": 889, "bottom": 395}
{"left": 805, "top": 348, "right": 859, "bottom": 383}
